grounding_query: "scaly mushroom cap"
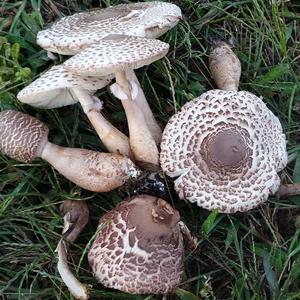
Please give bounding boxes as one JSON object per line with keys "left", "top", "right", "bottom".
{"left": 17, "top": 65, "right": 112, "bottom": 108}
{"left": 37, "top": 2, "right": 181, "bottom": 55}
{"left": 88, "top": 195, "right": 184, "bottom": 294}
{"left": 160, "top": 90, "right": 288, "bottom": 213}
{"left": 63, "top": 35, "right": 169, "bottom": 77}
{"left": 0, "top": 110, "right": 48, "bottom": 163}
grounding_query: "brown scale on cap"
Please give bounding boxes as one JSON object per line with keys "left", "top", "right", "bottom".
{"left": 88, "top": 195, "right": 196, "bottom": 294}
{"left": 0, "top": 110, "right": 48, "bottom": 163}
{"left": 160, "top": 90, "right": 288, "bottom": 213}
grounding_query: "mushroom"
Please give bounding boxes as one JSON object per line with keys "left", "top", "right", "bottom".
{"left": 37, "top": 1, "right": 182, "bottom": 145}
{"left": 160, "top": 41, "right": 288, "bottom": 213}
{"left": 0, "top": 110, "right": 140, "bottom": 192}
{"left": 88, "top": 195, "right": 197, "bottom": 294}
{"left": 17, "top": 65, "right": 131, "bottom": 157}
{"left": 57, "top": 200, "right": 89, "bottom": 300}
{"left": 209, "top": 39, "right": 241, "bottom": 91}
{"left": 64, "top": 35, "right": 169, "bottom": 166}
{"left": 37, "top": 2, "right": 182, "bottom": 55}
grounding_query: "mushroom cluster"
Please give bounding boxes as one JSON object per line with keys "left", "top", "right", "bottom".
{"left": 1, "top": 2, "right": 299, "bottom": 300}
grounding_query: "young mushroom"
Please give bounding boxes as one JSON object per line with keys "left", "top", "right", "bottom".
{"left": 64, "top": 35, "right": 169, "bottom": 167}
{"left": 160, "top": 41, "right": 288, "bottom": 213}
{"left": 88, "top": 195, "right": 197, "bottom": 294}
{"left": 57, "top": 200, "right": 89, "bottom": 300}
{"left": 0, "top": 110, "right": 139, "bottom": 192}
{"left": 17, "top": 65, "right": 131, "bottom": 157}
{"left": 37, "top": 1, "right": 182, "bottom": 145}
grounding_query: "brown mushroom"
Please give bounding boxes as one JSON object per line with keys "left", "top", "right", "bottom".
{"left": 0, "top": 110, "right": 139, "bottom": 192}
{"left": 88, "top": 195, "right": 197, "bottom": 294}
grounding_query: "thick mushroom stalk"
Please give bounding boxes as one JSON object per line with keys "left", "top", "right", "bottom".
{"left": 64, "top": 36, "right": 170, "bottom": 167}
{"left": 209, "top": 39, "right": 241, "bottom": 91}
{"left": 57, "top": 200, "right": 89, "bottom": 300}
{"left": 88, "top": 195, "right": 197, "bottom": 294}
{"left": 17, "top": 65, "right": 131, "bottom": 157}
{"left": 278, "top": 183, "right": 300, "bottom": 197}
{"left": 0, "top": 110, "right": 140, "bottom": 192}
{"left": 124, "top": 70, "right": 162, "bottom": 144}
{"left": 110, "top": 71, "right": 160, "bottom": 166}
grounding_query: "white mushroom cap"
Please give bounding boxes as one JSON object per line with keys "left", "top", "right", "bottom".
{"left": 37, "top": 2, "right": 181, "bottom": 55}
{"left": 88, "top": 195, "right": 186, "bottom": 294}
{"left": 17, "top": 65, "right": 112, "bottom": 109}
{"left": 63, "top": 35, "right": 169, "bottom": 77}
{"left": 160, "top": 90, "right": 288, "bottom": 213}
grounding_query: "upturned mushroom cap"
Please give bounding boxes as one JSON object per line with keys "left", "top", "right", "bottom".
{"left": 160, "top": 90, "right": 288, "bottom": 213}
{"left": 37, "top": 2, "right": 181, "bottom": 55}
{"left": 88, "top": 195, "right": 185, "bottom": 294}
{"left": 63, "top": 35, "right": 169, "bottom": 77}
{"left": 0, "top": 110, "right": 48, "bottom": 162}
{"left": 17, "top": 65, "right": 112, "bottom": 109}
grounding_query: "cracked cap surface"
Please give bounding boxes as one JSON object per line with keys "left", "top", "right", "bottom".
{"left": 37, "top": 1, "right": 181, "bottom": 55}
{"left": 17, "top": 65, "right": 112, "bottom": 108}
{"left": 63, "top": 35, "right": 169, "bottom": 77}
{"left": 160, "top": 90, "right": 288, "bottom": 213}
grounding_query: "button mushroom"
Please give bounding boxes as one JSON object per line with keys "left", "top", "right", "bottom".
{"left": 17, "top": 65, "right": 131, "bottom": 157}
{"left": 64, "top": 35, "right": 169, "bottom": 167}
{"left": 160, "top": 41, "right": 288, "bottom": 213}
{"left": 88, "top": 195, "right": 197, "bottom": 294}
{"left": 0, "top": 110, "right": 139, "bottom": 192}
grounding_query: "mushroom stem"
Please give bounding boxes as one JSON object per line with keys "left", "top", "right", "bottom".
{"left": 70, "top": 87, "right": 131, "bottom": 156}
{"left": 178, "top": 221, "right": 198, "bottom": 251}
{"left": 209, "top": 39, "right": 241, "bottom": 91}
{"left": 57, "top": 241, "right": 89, "bottom": 300}
{"left": 113, "top": 71, "right": 159, "bottom": 166}
{"left": 278, "top": 183, "right": 300, "bottom": 197}
{"left": 125, "top": 70, "right": 162, "bottom": 144}
{"left": 40, "top": 142, "right": 139, "bottom": 192}
{"left": 57, "top": 200, "right": 89, "bottom": 300}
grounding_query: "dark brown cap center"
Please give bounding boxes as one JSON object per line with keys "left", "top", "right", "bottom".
{"left": 202, "top": 129, "right": 249, "bottom": 169}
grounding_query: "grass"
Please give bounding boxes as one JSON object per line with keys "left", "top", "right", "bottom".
{"left": 0, "top": 0, "right": 300, "bottom": 299}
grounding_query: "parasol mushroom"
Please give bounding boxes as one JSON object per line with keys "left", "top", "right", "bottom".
{"left": 17, "top": 65, "right": 131, "bottom": 157}
{"left": 64, "top": 35, "right": 169, "bottom": 167}
{"left": 0, "top": 110, "right": 139, "bottom": 192}
{"left": 88, "top": 195, "right": 197, "bottom": 294}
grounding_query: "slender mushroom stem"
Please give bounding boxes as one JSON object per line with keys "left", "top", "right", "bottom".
{"left": 56, "top": 200, "right": 89, "bottom": 300}
{"left": 277, "top": 183, "right": 300, "bottom": 197}
{"left": 70, "top": 87, "right": 131, "bottom": 157}
{"left": 112, "top": 71, "right": 159, "bottom": 166}
{"left": 209, "top": 39, "right": 241, "bottom": 91}
{"left": 125, "top": 70, "right": 162, "bottom": 144}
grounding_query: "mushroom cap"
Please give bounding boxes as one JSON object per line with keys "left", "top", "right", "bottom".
{"left": 160, "top": 90, "right": 288, "bottom": 213}
{"left": 17, "top": 65, "right": 112, "bottom": 109}
{"left": 63, "top": 35, "right": 169, "bottom": 77}
{"left": 88, "top": 195, "right": 184, "bottom": 294}
{"left": 0, "top": 110, "right": 49, "bottom": 163}
{"left": 37, "top": 2, "right": 181, "bottom": 55}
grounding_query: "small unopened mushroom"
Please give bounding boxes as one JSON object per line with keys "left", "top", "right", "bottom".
{"left": 0, "top": 110, "right": 139, "bottom": 192}
{"left": 57, "top": 200, "right": 89, "bottom": 300}
{"left": 160, "top": 91, "right": 288, "bottom": 213}
{"left": 37, "top": 2, "right": 181, "bottom": 55}
{"left": 17, "top": 65, "right": 131, "bottom": 157}
{"left": 209, "top": 39, "right": 241, "bottom": 91}
{"left": 64, "top": 35, "right": 169, "bottom": 166}
{"left": 88, "top": 195, "right": 197, "bottom": 294}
